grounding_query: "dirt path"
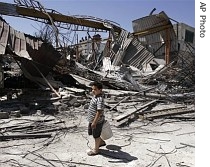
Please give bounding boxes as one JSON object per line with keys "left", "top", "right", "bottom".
{"left": 0, "top": 108, "right": 194, "bottom": 167}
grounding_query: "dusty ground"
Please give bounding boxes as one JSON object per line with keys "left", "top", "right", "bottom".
{"left": 0, "top": 105, "right": 194, "bottom": 167}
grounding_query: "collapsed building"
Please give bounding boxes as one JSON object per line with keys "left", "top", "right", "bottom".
{"left": 0, "top": 0, "right": 194, "bottom": 123}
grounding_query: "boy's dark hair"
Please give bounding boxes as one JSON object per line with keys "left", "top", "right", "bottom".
{"left": 90, "top": 81, "right": 103, "bottom": 89}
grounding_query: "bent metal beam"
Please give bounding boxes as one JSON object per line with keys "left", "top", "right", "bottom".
{"left": 0, "top": 2, "right": 122, "bottom": 33}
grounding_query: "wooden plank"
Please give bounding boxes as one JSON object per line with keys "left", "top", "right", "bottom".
{"left": 109, "top": 96, "right": 130, "bottom": 111}
{"left": 113, "top": 100, "right": 157, "bottom": 122}
{"left": 180, "top": 142, "right": 195, "bottom": 148}
{"left": 26, "top": 125, "right": 77, "bottom": 134}
{"left": 140, "top": 108, "right": 194, "bottom": 119}
{"left": 0, "top": 133, "right": 52, "bottom": 140}
{"left": 109, "top": 86, "right": 156, "bottom": 111}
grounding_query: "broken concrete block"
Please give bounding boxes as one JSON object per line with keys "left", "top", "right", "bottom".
{"left": 0, "top": 112, "right": 9, "bottom": 119}
{"left": 10, "top": 110, "right": 21, "bottom": 117}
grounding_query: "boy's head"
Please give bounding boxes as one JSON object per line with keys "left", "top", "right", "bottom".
{"left": 90, "top": 81, "right": 103, "bottom": 96}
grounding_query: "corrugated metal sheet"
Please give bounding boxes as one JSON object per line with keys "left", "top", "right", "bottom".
{"left": 0, "top": 16, "right": 62, "bottom": 78}
{"left": 133, "top": 13, "right": 167, "bottom": 32}
{"left": 117, "top": 29, "right": 129, "bottom": 44}
{"left": 111, "top": 29, "right": 154, "bottom": 69}
{"left": 124, "top": 37, "right": 154, "bottom": 68}
{"left": 132, "top": 11, "right": 178, "bottom": 60}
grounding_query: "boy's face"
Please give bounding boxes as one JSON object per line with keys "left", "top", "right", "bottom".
{"left": 91, "top": 85, "right": 102, "bottom": 96}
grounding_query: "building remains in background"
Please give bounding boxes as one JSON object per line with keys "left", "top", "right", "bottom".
{"left": 0, "top": 0, "right": 194, "bottom": 120}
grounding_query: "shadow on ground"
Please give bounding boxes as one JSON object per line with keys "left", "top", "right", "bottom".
{"left": 99, "top": 144, "right": 138, "bottom": 163}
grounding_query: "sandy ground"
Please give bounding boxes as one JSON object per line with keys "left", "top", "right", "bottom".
{"left": 0, "top": 106, "right": 195, "bottom": 167}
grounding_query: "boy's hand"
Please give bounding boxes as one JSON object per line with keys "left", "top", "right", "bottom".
{"left": 91, "top": 122, "right": 96, "bottom": 129}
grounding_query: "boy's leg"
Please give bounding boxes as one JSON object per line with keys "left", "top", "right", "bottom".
{"left": 87, "top": 136, "right": 102, "bottom": 155}
{"left": 94, "top": 137, "right": 104, "bottom": 152}
{"left": 87, "top": 122, "right": 104, "bottom": 155}
{"left": 100, "top": 139, "right": 106, "bottom": 147}
{"left": 94, "top": 137, "right": 100, "bottom": 153}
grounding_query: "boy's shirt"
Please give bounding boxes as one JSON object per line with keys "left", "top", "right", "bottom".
{"left": 87, "top": 94, "right": 105, "bottom": 124}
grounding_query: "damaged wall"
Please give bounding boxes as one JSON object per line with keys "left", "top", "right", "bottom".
{"left": 0, "top": 16, "right": 67, "bottom": 88}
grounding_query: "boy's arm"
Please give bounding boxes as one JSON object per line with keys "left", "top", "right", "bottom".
{"left": 91, "top": 111, "right": 102, "bottom": 128}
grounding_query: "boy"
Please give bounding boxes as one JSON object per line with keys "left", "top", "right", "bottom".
{"left": 87, "top": 81, "right": 106, "bottom": 156}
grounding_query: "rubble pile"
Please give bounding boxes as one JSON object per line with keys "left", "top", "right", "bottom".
{"left": 0, "top": 1, "right": 194, "bottom": 166}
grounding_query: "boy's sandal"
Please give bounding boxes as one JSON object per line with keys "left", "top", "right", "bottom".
{"left": 87, "top": 149, "right": 99, "bottom": 156}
